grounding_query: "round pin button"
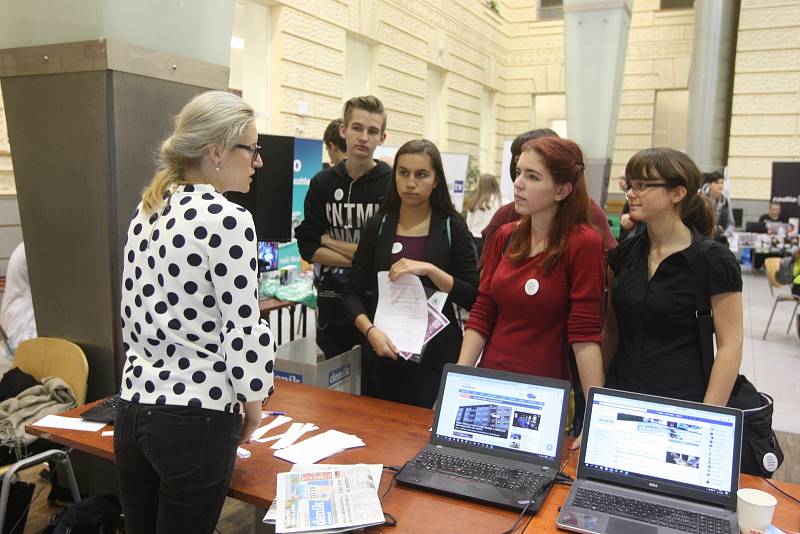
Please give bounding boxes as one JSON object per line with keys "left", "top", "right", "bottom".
{"left": 334, "top": 188, "right": 344, "bottom": 201}
{"left": 524, "top": 278, "right": 540, "bottom": 296}
{"left": 391, "top": 242, "right": 403, "bottom": 254}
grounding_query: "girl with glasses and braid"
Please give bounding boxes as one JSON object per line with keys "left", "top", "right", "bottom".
{"left": 604, "top": 148, "right": 743, "bottom": 405}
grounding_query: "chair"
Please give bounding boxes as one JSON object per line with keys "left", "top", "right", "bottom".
{"left": 12, "top": 337, "right": 88, "bottom": 405}
{"left": 762, "top": 258, "right": 800, "bottom": 339}
{"left": 0, "top": 338, "right": 88, "bottom": 530}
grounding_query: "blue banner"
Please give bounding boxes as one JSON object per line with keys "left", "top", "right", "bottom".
{"left": 279, "top": 138, "right": 323, "bottom": 268}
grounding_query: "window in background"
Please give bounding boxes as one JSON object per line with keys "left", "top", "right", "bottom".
{"left": 660, "top": 0, "right": 694, "bottom": 9}
{"left": 345, "top": 35, "right": 374, "bottom": 100}
{"left": 532, "top": 93, "right": 567, "bottom": 137}
{"left": 479, "top": 88, "right": 497, "bottom": 173}
{"left": 425, "top": 66, "right": 446, "bottom": 146}
{"left": 230, "top": 1, "right": 271, "bottom": 132}
{"left": 652, "top": 89, "right": 689, "bottom": 151}
{"left": 538, "top": 0, "right": 563, "bottom": 20}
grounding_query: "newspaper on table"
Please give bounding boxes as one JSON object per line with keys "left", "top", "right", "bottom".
{"left": 272, "top": 464, "right": 384, "bottom": 533}
{"left": 263, "top": 464, "right": 383, "bottom": 531}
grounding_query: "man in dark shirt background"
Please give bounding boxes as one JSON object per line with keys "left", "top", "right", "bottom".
{"left": 759, "top": 201, "right": 787, "bottom": 223}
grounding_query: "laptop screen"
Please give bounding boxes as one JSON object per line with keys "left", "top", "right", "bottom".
{"left": 433, "top": 367, "right": 567, "bottom": 461}
{"left": 583, "top": 391, "right": 739, "bottom": 498}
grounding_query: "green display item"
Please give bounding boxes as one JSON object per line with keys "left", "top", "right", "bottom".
{"left": 259, "top": 277, "right": 317, "bottom": 310}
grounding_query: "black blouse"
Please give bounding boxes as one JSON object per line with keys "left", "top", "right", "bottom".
{"left": 607, "top": 228, "right": 742, "bottom": 402}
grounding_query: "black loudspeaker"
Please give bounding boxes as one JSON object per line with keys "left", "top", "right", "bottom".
{"left": 227, "top": 134, "right": 294, "bottom": 242}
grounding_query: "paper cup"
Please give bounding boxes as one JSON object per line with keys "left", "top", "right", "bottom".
{"left": 737, "top": 488, "right": 777, "bottom": 534}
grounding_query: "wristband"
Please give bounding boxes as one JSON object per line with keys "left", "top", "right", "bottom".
{"left": 365, "top": 325, "right": 376, "bottom": 338}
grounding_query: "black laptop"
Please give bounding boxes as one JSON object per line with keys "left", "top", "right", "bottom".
{"left": 557, "top": 387, "right": 742, "bottom": 534}
{"left": 396, "top": 364, "right": 571, "bottom": 514}
{"left": 79, "top": 394, "right": 120, "bottom": 424}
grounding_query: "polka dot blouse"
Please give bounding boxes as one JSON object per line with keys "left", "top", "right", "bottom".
{"left": 119, "top": 183, "right": 275, "bottom": 413}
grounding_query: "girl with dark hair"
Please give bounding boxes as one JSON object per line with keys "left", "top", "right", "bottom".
{"left": 604, "top": 148, "right": 743, "bottom": 405}
{"left": 458, "top": 137, "right": 605, "bottom": 406}
{"left": 342, "top": 139, "right": 479, "bottom": 407}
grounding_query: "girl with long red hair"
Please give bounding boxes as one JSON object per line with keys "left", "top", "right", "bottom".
{"left": 457, "top": 137, "right": 605, "bottom": 404}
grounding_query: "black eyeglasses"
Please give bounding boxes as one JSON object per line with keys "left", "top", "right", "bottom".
{"left": 234, "top": 143, "right": 261, "bottom": 163}
{"left": 623, "top": 182, "right": 671, "bottom": 195}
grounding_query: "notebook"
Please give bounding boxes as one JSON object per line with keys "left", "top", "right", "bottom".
{"left": 79, "top": 394, "right": 120, "bottom": 424}
{"left": 396, "top": 363, "right": 570, "bottom": 513}
{"left": 557, "top": 387, "right": 743, "bottom": 534}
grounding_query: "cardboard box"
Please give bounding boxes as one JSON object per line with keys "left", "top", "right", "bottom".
{"left": 274, "top": 337, "right": 361, "bottom": 395}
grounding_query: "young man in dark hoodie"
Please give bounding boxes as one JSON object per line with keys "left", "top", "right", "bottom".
{"left": 295, "top": 96, "right": 392, "bottom": 374}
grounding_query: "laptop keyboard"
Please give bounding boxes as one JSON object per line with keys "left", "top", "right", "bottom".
{"left": 572, "top": 488, "right": 729, "bottom": 533}
{"left": 409, "top": 450, "right": 547, "bottom": 492}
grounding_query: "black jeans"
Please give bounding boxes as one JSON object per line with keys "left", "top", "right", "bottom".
{"left": 114, "top": 399, "right": 242, "bottom": 534}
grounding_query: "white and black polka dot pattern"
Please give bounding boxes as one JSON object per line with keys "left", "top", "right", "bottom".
{"left": 120, "top": 184, "right": 275, "bottom": 413}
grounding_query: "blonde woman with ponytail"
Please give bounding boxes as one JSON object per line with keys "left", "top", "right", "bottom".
{"left": 603, "top": 148, "right": 743, "bottom": 407}
{"left": 116, "top": 91, "right": 275, "bottom": 534}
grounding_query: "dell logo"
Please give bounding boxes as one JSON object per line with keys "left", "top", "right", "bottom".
{"left": 648, "top": 482, "right": 658, "bottom": 488}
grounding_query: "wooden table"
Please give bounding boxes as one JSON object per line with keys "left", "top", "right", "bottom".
{"left": 28, "top": 382, "right": 800, "bottom": 533}
{"left": 259, "top": 298, "right": 307, "bottom": 344}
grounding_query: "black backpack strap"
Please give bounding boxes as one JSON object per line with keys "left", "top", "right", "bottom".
{"left": 690, "top": 240, "right": 715, "bottom": 384}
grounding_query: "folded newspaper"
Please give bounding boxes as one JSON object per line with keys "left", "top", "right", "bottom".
{"left": 266, "top": 464, "right": 385, "bottom": 533}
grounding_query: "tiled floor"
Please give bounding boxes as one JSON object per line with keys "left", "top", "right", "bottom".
{"left": 740, "top": 270, "right": 800, "bottom": 434}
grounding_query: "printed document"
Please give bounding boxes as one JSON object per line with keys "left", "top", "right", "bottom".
{"left": 373, "top": 272, "right": 427, "bottom": 354}
{"left": 274, "top": 464, "right": 384, "bottom": 533}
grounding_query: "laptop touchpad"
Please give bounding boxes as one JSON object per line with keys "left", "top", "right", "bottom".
{"left": 607, "top": 517, "right": 656, "bottom": 534}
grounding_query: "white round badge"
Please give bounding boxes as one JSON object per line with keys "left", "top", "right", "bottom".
{"left": 524, "top": 278, "right": 540, "bottom": 296}
{"left": 763, "top": 452, "right": 779, "bottom": 473}
{"left": 334, "top": 188, "right": 344, "bottom": 201}
{"left": 391, "top": 242, "right": 403, "bottom": 254}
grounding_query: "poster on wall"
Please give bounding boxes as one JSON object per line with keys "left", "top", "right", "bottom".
{"left": 772, "top": 161, "right": 800, "bottom": 221}
{"left": 279, "top": 137, "right": 323, "bottom": 268}
{"left": 374, "top": 145, "right": 469, "bottom": 213}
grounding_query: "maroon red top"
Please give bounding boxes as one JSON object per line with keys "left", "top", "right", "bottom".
{"left": 466, "top": 222, "right": 605, "bottom": 380}
{"left": 481, "top": 200, "right": 617, "bottom": 263}
{"left": 390, "top": 235, "right": 428, "bottom": 263}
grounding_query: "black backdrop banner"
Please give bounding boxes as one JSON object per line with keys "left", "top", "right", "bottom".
{"left": 226, "top": 134, "right": 294, "bottom": 242}
{"left": 771, "top": 161, "right": 800, "bottom": 220}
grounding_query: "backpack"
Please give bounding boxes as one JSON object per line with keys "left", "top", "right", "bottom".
{"left": 42, "top": 493, "right": 122, "bottom": 534}
{"left": 692, "top": 239, "right": 784, "bottom": 478}
{"left": 775, "top": 256, "right": 794, "bottom": 285}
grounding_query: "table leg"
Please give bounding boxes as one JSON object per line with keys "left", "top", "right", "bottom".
{"left": 288, "top": 305, "right": 296, "bottom": 342}
{"left": 277, "top": 309, "right": 283, "bottom": 345}
{"left": 301, "top": 305, "right": 307, "bottom": 337}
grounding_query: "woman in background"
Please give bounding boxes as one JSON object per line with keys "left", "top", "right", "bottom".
{"left": 116, "top": 91, "right": 275, "bottom": 534}
{"left": 343, "top": 139, "right": 479, "bottom": 407}
{"left": 604, "top": 148, "right": 742, "bottom": 405}
{"left": 466, "top": 173, "right": 503, "bottom": 258}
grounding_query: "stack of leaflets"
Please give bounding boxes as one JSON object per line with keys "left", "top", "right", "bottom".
{"left": 264, "top": 464, "right": 385, "bottom": 533}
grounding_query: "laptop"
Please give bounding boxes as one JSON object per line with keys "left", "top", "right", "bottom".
{"left": 557, "top": 387, "right": 743, "bottom": 534}
{"left": 79, "top": 394, "right": 120, "bottom": 424}
{"left": 396, "top": 363, "right": 571, "bottom": 513}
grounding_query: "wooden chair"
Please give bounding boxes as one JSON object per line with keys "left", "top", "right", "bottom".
{"left": 12, "top": 337, "right": 88, "bottom": 405}
{"left": 0, "top": 338, "right": 88, "bottom": 530}
{"left": 762, "top": 257, "right": 800, "bottom": 339}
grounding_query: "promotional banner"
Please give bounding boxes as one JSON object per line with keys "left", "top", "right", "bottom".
{"left": 279, "top": 138, "right": 323, "bottom": 268}
{"left": 772, "top": 162, "right": 800, "bottom": 220}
